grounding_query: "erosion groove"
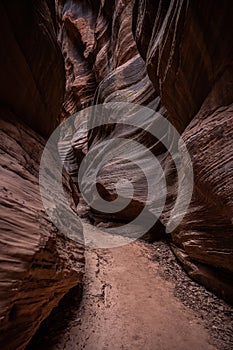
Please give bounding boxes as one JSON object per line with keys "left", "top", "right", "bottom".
{"left": 57, "top": 0, "right": 233, "bottom": 303}
{"left": 0, "top": 1, "right": 232, "bottom": 349}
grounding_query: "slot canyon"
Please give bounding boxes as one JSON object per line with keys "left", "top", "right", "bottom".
{"left": 0, "top": 1, "right": 233, "bottom": 349}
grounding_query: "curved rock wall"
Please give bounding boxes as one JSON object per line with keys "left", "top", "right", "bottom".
{"left": 1, "top": 2, "right": 230, "bottom": 347}
{"left": 0, "top": 1, "right": 84, "bottom": 349}
{"left": 0, "top": 0, "right": 65, "bottom": 137}
{"left": 57, "top": 0, "right": 233, "bottom": 303}
{"left": 57, "top": 0, "right": 163, "bottom": 228}
{"left": 133, "top": 0, "right": 233, "bottom": 303}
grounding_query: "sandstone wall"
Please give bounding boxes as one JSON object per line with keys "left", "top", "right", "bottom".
{"left": 0, "top": 1, "right": 84, "bottom": 349}
{"left": 133, "top": 0, "right": 233, "bottom": 303}
{"left": 57, "top": 0, "right": 233, "bottom": 303}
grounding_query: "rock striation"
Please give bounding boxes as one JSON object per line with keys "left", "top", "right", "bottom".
{"left": 57, "top": 0, "right": 233, "bottom": 303}
{"left": 56, "top": 0, "right": 163, "bottom": 227}
{"left": 0, "top": 0, "right": 65, "bottom": 137}
{"left": 0, "top": 1, "right": 232, "bottom": 348}
{"left": 0, "top": 1, "right": 84, "bottom": 349}
{"left": 133, "top": 0, "right": 233, "bottom": 303}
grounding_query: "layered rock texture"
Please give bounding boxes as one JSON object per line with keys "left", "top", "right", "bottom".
{"left": 0, "top": 1, "right": 84, "bottom": 349}
{"left": 0, "top": 1, "right": 232, "bottom": 348}
{"left": 57, "top": 0, "right": 233, "bottom": 303}
{"left": 133, "top": 0, "right": 233, "bottom": 303}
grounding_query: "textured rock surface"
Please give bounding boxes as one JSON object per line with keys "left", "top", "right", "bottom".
{"left": 56, "top": 0, "right": 164, "bottom": 229}
{"left": 133, "top": 0, "right": 233, "bottom": 303}
{"left": 0, "top": 0, "right": 65, "bottom": 137}
{"left": 1, "top": 2, "right": 231, "bottom": 349}
{"left": 56, "top": 0, "right": 98, "bottom": 117}
{"left": 57, "top": 0, "right": 233, "bottom": 303}
{"left": 0, "top": 2, "right": 84, "bottom": 349}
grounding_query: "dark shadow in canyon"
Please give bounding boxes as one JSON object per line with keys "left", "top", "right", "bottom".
{"left": 26, "top": 284, "right": 83, "bottom": 350}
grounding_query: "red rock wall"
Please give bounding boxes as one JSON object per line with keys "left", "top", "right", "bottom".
{"left": 0, "top": 0, "right": 65, "bottom": 137}
{"left": 57, "top": 0, "right": 233, "bottom": 303}
{"left": 0, "top": 1, "right": 84, "bottom": 349}
{"left": 133, "top": 0, "right": 233, "bottom": 303}
{"left": 1, "top": 3, "right": 230, "bottom": 349}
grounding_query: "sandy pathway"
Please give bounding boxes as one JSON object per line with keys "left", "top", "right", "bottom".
{"left": 48, "top": 236, "right": 217, "bottom": 350}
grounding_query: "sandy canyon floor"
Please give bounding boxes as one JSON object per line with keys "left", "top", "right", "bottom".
{"left": 28, "top": 225, "right": 233, "bottom": 350}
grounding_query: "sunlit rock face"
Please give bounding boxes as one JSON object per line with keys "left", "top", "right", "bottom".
{"left": 57, "top": 0, "right": 233, "bottom": 303}
{"left": 0, "top": 1, "right": 84, "bottom": 349}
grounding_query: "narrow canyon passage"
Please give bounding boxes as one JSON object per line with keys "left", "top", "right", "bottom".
{"left": 61, "top": 244, "right": 216, "bottom": 350}
{"left": 28, "top": 225, "right": 226, "bottom": 350}
{"left": 1, "top": 1, "right": 233, "bottom": 349}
